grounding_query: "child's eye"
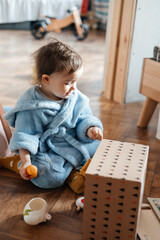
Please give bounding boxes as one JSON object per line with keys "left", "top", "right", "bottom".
{"left": 65, "top": 83, "right": 70, "bottom": 85}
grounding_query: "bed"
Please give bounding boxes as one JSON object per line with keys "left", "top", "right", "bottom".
{"left": 0, "top": 0, "right": 83, "bottom": 23}
{"left": 0, "top": 0, "right": 89, "bottom": 40}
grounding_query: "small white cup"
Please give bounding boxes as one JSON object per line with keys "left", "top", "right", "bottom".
{"left": 23, "top": 197, "right": 52, "bottom": 225}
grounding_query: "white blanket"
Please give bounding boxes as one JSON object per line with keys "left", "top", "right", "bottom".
{"left": 0, "top": 0, "right": 82, "bottom": 23}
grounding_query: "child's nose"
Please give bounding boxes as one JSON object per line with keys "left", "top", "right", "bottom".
{"left": 71, "top": 82, "right": 76, "bottom": 90}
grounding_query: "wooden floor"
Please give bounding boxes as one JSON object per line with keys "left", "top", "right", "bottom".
{"left": 0, "top": 27, "right": 160, "bottom": 240}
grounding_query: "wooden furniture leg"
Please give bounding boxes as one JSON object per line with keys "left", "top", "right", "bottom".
{"left": 137, "top": 97, "right": 158, "bottom": 128}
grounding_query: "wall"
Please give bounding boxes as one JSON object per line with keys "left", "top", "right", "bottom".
{"left": 125, "top": 0, "right": 160, "bottom": 103}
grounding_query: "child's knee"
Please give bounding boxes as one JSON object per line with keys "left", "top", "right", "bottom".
{"left": 31, "top": 168, "right": 71, "bottom": 189}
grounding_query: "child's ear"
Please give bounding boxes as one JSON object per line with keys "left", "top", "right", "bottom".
{"left": 42, "top": 74, "right": 50, "bottom": 84}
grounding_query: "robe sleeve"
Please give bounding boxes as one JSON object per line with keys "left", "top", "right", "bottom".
{"left": 10, "top": 110, "right": 44, "bottom": 155}
{"left": 76, "top": 96, "right": 103, "bottom": 143}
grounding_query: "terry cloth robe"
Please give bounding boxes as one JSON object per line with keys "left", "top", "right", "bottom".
{"left": 4, "top": 86, "right": 103, "bottom": 189}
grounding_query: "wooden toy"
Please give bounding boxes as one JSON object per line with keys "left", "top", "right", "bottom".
{"left": 26, "top": 165, "right": 38, "bottom": 179}
{"left": 76, "top": 196, "right": 84, "bottom": 211}
{"left": 66, "top": 158, "right": 91, "bottom": 194}
{"left": 31, "top": 7, "right": 88, "bottom": 41}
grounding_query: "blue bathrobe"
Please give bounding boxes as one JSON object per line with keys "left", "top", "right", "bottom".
{"left": 4, "top": 86, "right": 103, "bottom": 189}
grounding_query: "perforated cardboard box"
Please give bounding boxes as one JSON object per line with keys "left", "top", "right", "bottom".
{"left": 83, "top": 139, "right": 149, "bottom": 240}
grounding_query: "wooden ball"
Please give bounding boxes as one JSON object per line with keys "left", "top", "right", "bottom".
{"left": 26, "top": 165, "right": 38, "bottom": 179}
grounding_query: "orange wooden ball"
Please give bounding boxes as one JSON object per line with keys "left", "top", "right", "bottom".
{"left": 26, "top": 165, "right": 38, "bottom": 179}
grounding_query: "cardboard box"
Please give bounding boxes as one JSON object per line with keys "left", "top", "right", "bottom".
{"left": 83, "top": 139, "right": 149, "bottom": 240}
{"left": 138, "top": 200, "right": 160, "bottom": 240}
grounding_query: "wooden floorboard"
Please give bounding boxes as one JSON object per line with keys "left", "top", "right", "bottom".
{"left": 0, "top": 170, "right": 82, "bottom": 240}
{"left": 0, "top": 27, "right": 160, "bottom": 240}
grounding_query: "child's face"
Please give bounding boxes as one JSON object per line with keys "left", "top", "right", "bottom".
{"left": 41, "top": 66, "right": 83, "bottom": 101}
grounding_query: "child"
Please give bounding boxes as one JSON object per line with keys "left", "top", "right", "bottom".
{"left": 3, "top": 39, "right": 103, "bottom": 193}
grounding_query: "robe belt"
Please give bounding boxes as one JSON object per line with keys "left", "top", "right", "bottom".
{"left": 39, "top": 126, "right": 90, "bottom": 161}
{"left": 40, "top": 126, "right": 66, "bottom": 143}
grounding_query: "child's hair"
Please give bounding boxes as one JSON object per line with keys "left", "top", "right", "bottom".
{"left": 32, "top": 39, "right": 83, "bottom": 85}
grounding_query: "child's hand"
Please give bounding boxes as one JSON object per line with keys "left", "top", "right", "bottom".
{"left": 87, "top": 127, "right": 103, "bottom": 141}
{"left": 19, "top": 149, "right": 32, "bottom": 180}
{"left": 20, "top": 162, "right": 31, "bottom": 180}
